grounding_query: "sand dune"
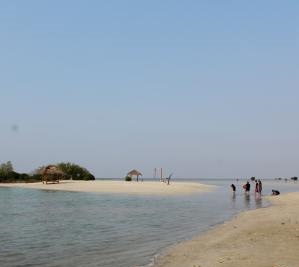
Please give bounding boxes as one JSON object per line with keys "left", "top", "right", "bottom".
{"left": 155, "top": 192, "right": 299, "bottom": 267}
{"left": 0, "top": 180, "right": 214, "bottom": 195}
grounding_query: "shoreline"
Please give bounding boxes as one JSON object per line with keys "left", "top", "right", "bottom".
{"left": 154, "top": 191, "right": 299, "bottom": 267}
{"left": 0, "top": 180, "right": 215, "bottom": 195}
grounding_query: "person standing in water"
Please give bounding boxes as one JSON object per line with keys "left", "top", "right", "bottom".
{"left": 255, "top": 180, "right": 259, "bottom": 194}
{"left": 258, "top": 180, "right": 262, "bottom": 195}
{"left": 231, "top": 184, "right": 236, "bottom": 192}
{"left": 243, "top": 181, "right": 250, "bottom": 194}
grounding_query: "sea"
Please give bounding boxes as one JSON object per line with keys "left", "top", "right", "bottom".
{"left": 0, "top": 179, "right": 298, "bottom": 267}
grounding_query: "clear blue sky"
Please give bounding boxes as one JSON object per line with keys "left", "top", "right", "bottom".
{"left": 0, "top": 1, "right": 298, "bottom": 178}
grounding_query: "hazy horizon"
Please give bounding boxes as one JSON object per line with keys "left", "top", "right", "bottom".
{"left": 1, "top": 1, "right": 298, "bottom": 178}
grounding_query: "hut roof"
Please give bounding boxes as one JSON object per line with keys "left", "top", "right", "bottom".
{"left": 40, "top": 165, "right": 65, "bottom": 175}
{"left": 127, "top": 169, "right": 142, "bottom": 176}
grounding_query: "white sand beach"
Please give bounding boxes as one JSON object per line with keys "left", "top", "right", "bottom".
{"left": 0, "top": 180, "right": 214, "bottom": 195}
{"left": 155, "top": 192, "right": 299, "bottom": 267}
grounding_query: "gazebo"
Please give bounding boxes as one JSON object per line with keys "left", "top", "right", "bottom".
{"left": 127, "top": 169, "right": 142, "bottom": 182}
{"left": 40, "top": 165, "right": 65, "bottom": 184}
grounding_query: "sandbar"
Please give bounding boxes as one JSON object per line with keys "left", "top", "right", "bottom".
{"left": 0, "top": 180, "right": 214, "bottom": 195}
{"left": 155, "top": 192, "right": 299, "bottom": 267}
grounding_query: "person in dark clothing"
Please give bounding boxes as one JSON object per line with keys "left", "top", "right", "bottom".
{"left": 243, "top": 181, "right": 250, "bottom": 193}
{"left": 255, "top": 181, "right": 259, "bottom": 194}
{"left": 272, "top": 190, "right": 280, "bottom": 195}
{"left": 231, "top": 184, "right": 236, "bottom": 192}
{"left": 247, "top": 182, "right": 251, "bottom": 192}
{"left": 258, "top": 180, "right": 263, "bottom": 195}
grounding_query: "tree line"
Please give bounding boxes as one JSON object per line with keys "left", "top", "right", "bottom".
{"left": 0, "top": 161, "right": 95, "bottom": 183}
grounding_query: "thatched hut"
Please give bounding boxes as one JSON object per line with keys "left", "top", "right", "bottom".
{"left": 40, "top": 165, "right": 65, "bottom": 184}
{"left": 127, "top": 169, "right": 142, "bottom": 182}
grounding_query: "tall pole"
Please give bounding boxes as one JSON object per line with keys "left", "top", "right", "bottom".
{"left": 160, "top": 168, "right": 163, "bottom": 182}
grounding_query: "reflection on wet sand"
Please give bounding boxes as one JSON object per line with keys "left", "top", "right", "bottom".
{"left": 230, "top": 191, "right": 263, "bottom": 210}
{"left": 244, "top": 193, "right": 250, "bottom": 209}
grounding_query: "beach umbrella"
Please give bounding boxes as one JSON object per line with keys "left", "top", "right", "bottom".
{"left": 127, "top": 169, "right": 142, "bottom": 182}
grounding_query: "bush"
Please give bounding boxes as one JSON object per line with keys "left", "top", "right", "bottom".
{"left": 0, "top": 171, "right": 42, "bottom": 183}
{"left": 125, "top": 176, "right": 132, "bottom": 181}
{"left": 57, "top": 162, "right": 95, "bottom": 180}
{"left": 0, "top": 160, "right": 95, "bottom": 183}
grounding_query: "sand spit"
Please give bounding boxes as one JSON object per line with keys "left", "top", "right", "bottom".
{"left": 0, "top": 180, "right": 214, "bottom": 195}
{"left": 155, "top": 192, "right": 299, "bottom": 267}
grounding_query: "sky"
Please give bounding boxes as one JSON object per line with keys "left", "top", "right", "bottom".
{"left": 0, "top": 1, "right": 298, "bottom": 178}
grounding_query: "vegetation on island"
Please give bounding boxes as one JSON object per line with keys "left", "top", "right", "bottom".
{"left": 0, "top": 161, "right": 95, "bottom": 183}
{"left": 0, "top": 161, "right": 41, "bottom": 183}
{"left": 56, "top": 162, "right": 95, "bottom": 180}
{"left": 275, "top": 177, "right": 298, "bottom": 181}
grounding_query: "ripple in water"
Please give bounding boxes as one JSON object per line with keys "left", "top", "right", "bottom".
{"left": 0, "top": 180, "right": 298, "bottom": 267}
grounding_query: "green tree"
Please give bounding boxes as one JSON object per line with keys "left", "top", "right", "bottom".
{"left": 0, "top": 161, "right": 14, "bottom": 174}
{"left": 0, "top": 161, "right": 41, "bottom": 183}
{"left": 57, "top": 162, "right": 95, "bottom": 180}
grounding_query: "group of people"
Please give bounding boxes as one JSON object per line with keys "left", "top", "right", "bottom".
{"left": 230, "top": 180, "right": 280, "bottom": 196}
{"left": 230, "top": 180, "right": 263, "bottom": 195}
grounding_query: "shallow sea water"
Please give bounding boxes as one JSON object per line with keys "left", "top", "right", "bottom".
{"left": 0, "top": 179, "right": 298, "bottom": 267}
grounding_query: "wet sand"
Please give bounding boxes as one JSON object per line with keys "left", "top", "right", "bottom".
{"left": 155, "top": 192, "right": 299, "bottom": 267}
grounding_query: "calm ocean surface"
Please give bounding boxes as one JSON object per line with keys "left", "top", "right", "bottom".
{"left": 0, "top": 179, "right": 298, "bottom": 267}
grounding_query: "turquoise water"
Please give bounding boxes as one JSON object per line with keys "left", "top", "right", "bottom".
{"left": 0, "top": 179, "right": 298, "bottom": 267}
